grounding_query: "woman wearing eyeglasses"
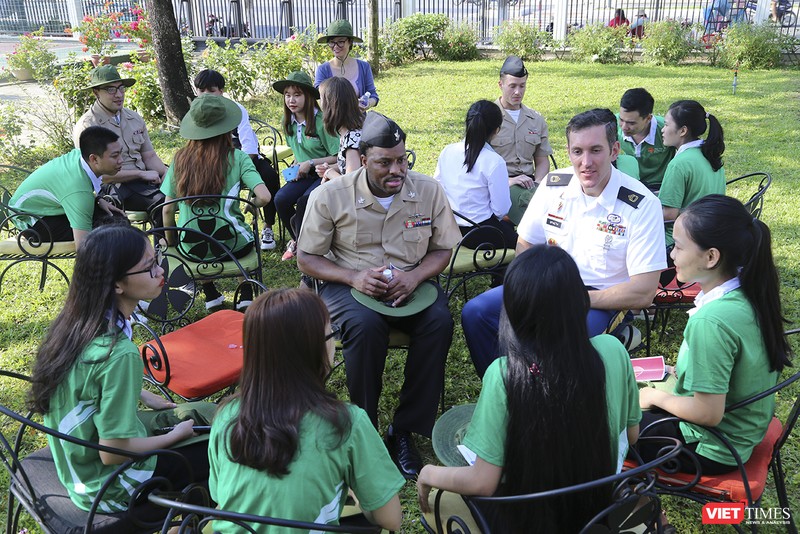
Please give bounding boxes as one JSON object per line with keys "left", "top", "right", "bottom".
{"left": 208, "top": 289, "right": 403, "bottom": 532}
{"left": 314, "top": 20, "right": 379, "bottom": 110}
{"left": 27, "top": 225, "right": 209, "bottom": 520}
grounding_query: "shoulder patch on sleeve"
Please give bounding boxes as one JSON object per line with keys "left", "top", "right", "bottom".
{"left": 618, "top": 186, "right": 643, "bottom": 209}
{"left": 546, "top": 172, "right": 572, "bottom": 186}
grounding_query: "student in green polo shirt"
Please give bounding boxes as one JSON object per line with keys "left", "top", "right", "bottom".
{"left": 9, "top": 126, "right": 125, "bottom": 247}
{"left": 417, "top": 246, "right": 641, "bottom": 533}
{"left": 617, "top": 88, "right": 675, "bottom": 191}
{"left": 658, "top": 99, "right": 726, "bottom": 248}
{"left": 208, "top": 289, "right": 403, "bottom": 533}
{"left": 638, "top": 195, "right": 792, "bottom": 474}
{"left": 28, "top": 225, "right": 208, "bottom": 517}
{"left": 271, "top": 71, "right": 339, "bottom": 260}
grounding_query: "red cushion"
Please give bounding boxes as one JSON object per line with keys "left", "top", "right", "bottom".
{"left": 654, "top": 275, "right": 702, "bottom": 305}
{"left": 625, "top": 417, "right": 782, "bottom": 503}
{"left": 141, "top": 310, "right": 244, "bottom": 399}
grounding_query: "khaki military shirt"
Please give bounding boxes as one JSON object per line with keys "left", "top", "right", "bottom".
{"left": 73, "top": 102, "right": 154, "bottom": 172}
{"left": 489, "top": 99, "right": 553, "bottom": 178}
{"left": 298, "top": 168, "right": 461, "bottom": 272}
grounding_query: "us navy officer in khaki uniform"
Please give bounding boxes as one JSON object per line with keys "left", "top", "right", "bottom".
{"left": 490, "top": 56, "right": 553, "bottom": 224}
{"left": 73, "top": 65, "right": 168, "bottom": 226}
{"left": 297, "top": 112, "right": 460, "bottom": 480}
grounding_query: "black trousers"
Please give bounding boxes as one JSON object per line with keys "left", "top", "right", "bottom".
{"left": 458, "top": 216, "right": 518, "bottom": 250}
{"left": 103, "top": 181, "right": 166, "bottom": 227}
{"left": 254, "top": 157, "right": 281, "bottom": 226}
{"left": 634, "top": 410, "right": 737, "bottom": 475}
{"left": 319, "top": 281, "right": 453, "bottom": 437}
{"left": 30, "top": 204, "right": 126, "bottom": 242}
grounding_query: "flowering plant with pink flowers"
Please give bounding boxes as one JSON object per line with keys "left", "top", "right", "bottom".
{"left": 4, "top": 27, "right": 57, "bottom": 79}
{"left": 121, "top": 5, "right": 152, "bottom": 49}
{"left": 69, "top": 3, "right": 123, "bottom": 55}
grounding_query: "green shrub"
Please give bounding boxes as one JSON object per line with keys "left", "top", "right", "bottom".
{"left": 120, "top": 57, "right": 166, "bottom": 125}
{"left": 719, "top": 23, "right": 781, "bottom": 69}
{"left": 201, "top": 38, "right": 257, "bottom": 100}
{"left": 640, "top": 19, "right": 694, "bottom": 65}
{"left": 380, "top": 13, "right": 449, "bottom": 64}
{"left": 494, "top": 20, "right": 553, "bottom": 62}
{"left": 52, "top": 56, "right": 95, "bottom": 123}
{"left": 249, "top": 40, "right": 305, "bottom": 89}
{"left": 433, "top": 23, "right": 479, "bottom": 61}
{"left": 567, "top": 23, "right": 628, "bottom": 63}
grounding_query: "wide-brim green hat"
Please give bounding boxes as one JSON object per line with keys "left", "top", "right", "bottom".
{"left": 350, "top": 280, "right": 438, "bottom": 318}
{"left": 179, "top": 95, "right": 242, "bottom": 141}
{"left": 432, "top": 404, "right": 477, "bottom": 467}
{"left": 317, "top": 19, "right": 362, "bottom": 44}
{"left": 83, "top": 64, "right": 136, "bottom": 90}
{"left": 272, "top": 71, "right": 320, "bottom": 100}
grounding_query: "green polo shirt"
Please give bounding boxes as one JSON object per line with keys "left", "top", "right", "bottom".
{"left": 675, "top": 289, "right": 778, "bottom": 466}
{"left": 658, "top": 147, "right": 726, "bottom": 246}
{"left": 9, "top": 149, "right": 96, "bottom": 231}
{"left": 285, "top": 110, "right": 339, "bottom": 165}
{"left": 463, "top": 335, "right": 641, "bottom": 470}
{"left": 617, "top": 115, "right": 675, "bottom": 190}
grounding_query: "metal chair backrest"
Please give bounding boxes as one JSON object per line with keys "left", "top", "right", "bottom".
{"left": 726, "top": 172, "right": 771, "bottom": 220}
{"left": 0, "top": 370, "right": 192, "bottom": 534}
{"left": 148, "top": 486, "right": 382, "bottom": 533}
{"left": 434, "top": 436, "right": 683, "bottom": 534}
{"left": 137, "top": 225, "right": 265, "bottom": 330}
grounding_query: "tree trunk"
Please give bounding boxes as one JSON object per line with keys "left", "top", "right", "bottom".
{"left": 367, "top": 0, "right": 379, "bottom": 73}
{"left": 146, "top": 0, "right": 193, "bottom": 124}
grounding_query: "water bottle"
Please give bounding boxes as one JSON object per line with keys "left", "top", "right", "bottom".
{"left": 359, "top": 92, "right": 371, "bottom": 108}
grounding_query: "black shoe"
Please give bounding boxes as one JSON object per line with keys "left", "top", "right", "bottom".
{"left": 385, "top": 425, "right": 422, "bottom": 480}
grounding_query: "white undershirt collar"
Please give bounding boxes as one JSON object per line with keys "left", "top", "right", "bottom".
{"left": 676, "top": 139, "right": 704, "bottom": 155}
{"left": 688, "top": 276, "right": 740, "bottom": 316}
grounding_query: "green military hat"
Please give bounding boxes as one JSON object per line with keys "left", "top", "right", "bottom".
{"left": 179, "top": 95, "right": 242, "bottom": 140}
{"left": 271, "top": 71, "right": 320, "bottom": 100}
{"left": 317, "top": 19, "right": 362, "bottom": 43}
{"left": 83, "top": 65, "right": 136, "bottom": 90}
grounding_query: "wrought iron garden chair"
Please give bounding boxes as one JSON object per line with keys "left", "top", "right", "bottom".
{"left": 421, "top": 436, "right": 683, "bottom": 534}
{"left": 147, "top": 484, "right": 384, "bottom": 533}
{"left": 135, "top": 226, "right": 266, "bottom": 402}
{"left": 0, "top": 370, "right": 193, "bottom": 534}
{"left": 627, "top": 331, "right": 800, "bottom": 534}
{"left": 0, "top": 175, "right": 77, "bottom": 293}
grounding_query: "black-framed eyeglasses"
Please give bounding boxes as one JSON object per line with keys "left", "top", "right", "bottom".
{"left": 325, "top": 323, "right": 341, "bottom": 341}
{"left": 328, "top": 39, "right": 348, "bottom": 49}
{"left": 124, "top": 249, "right": 163, "bottom": 278}
{"left": 101, "top": 84, "right": 127, "bottom": 95}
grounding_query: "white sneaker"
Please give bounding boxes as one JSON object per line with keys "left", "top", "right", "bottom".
{"left": 261, "top": 228, "right": 276, "bottom": 250}
{"left": 620, "top": 326, "right": 643, "bottom": 351}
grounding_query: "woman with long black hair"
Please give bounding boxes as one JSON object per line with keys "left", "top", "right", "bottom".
{"left": 28, "top": 225, "right": 206, "bottom": 517}
{"left": 417, "top": 245, "right": 641, "bottom": 532}
{"left": 658, "top": 99, "right": 726, "bottom": 249}
{"left": 434, "top": 99, "right": 516, "bottom": 249}
{"left": 208, "top": 289, "right": 403, "bottom": 532}
{"left": 639, "top": 195, "right": 792, "bottom": 474}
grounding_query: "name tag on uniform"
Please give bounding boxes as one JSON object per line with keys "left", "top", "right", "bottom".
{"left": 546, "top": 213, "right": 564, "bottom": 229}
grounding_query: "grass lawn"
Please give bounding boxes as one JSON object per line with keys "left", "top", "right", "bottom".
{"left": 1, "top": 59, "right": 799, "bottom": 532}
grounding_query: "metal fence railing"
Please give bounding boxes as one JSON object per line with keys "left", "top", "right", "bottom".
{"left": 0, "top": 0, "right": 795, "bottom": 42}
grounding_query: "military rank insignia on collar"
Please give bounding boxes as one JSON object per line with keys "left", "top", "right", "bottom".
{"left": 617, "top": 186, "right": 643, "bottom": 209}
{"left": 546, "top": 172, "right": 572, "bottom": 186}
